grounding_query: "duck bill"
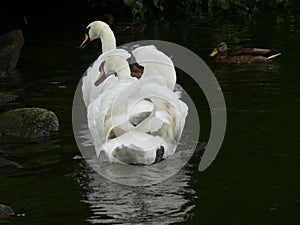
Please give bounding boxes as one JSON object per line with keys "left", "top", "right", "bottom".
{"left": 94, "top": 68, "right": 106, "bottom": 86}
{"left": 210, "top": 48, "right": 218, "bottom": 57}
{"left": 79, "top": 34, "right": 90, "bottom": 49}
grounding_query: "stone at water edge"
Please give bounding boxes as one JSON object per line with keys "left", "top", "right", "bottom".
{"left": 0, "top": 29, "right": 24, "bottom": 76}
{"left": 0, "top": 204, "right": 15, "bottom": 219}
{"left": 0, "top": 157, "right": 21, "bottom": 168}
{"left": 0, "top": 108, "right": 59, "bottom": 138}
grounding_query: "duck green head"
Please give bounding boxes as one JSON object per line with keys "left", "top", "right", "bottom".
{"left": 210, "top": 42, "right": 228, "bottom": 57}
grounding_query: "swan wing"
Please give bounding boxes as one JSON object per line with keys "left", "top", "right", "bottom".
{"left": 132, "top": 45, "right": 176, "bottom": 90}
{"left": 87, "top": 78, "right": 188, "bottom": 165}
{"left": 102, "top": 131, "right": 169, "bottom": 165}
{"left": 87, "top": 78, "right": 134, "bottom": 157}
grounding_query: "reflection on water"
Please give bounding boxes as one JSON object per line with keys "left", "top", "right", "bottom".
{"left": 77, "top": 160, "right": 196, "bottom": 224}
{"left": 1, "top": 138, "right": 61, "bottom": 174}
{"left": 76, "top": 126, "right": 199, "bottom": 186}
{"left": 72, "top": 81, "right": 200, "bottom": 223}
{"left": 213, "top": 62, "right": 281, "bottom": 113}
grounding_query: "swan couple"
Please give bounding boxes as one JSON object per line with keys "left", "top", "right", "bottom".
{"left": 80, "top": 21, "right": 188, "bottom": 165}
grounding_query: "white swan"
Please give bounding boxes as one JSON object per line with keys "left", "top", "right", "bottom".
{"left": 79, "top": 21, "right": 177, "bottom": 106}
{"left": 81, "top": 48, "right": 131, "bottom": 106}
{"left": 87, "top": 55, "right": 188, "bottom": 165}
{"left": 79, "top": 21, "right": 116, "bottom": 52}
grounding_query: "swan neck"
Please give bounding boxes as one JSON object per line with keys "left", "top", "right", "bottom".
{"left": 117, "top": 66, "right": 131, "bottom": 80}
{"left": 99, "top": 24, "right": 116, "bottom": 52}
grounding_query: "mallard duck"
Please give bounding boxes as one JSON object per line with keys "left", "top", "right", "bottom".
{"left": 79, "top": 21, "right": 176, "bottom": 106}
{"left": 210, "top": 42, "right": 282, "bottom": 64}
{"left": 87, "top": 54, "right": 188, "bottom": 165}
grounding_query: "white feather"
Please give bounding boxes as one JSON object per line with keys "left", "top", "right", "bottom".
{"left": 132, "top": 45, "right": 177, "bottom": 90}
{"left": 87, "top": 69, "right": 188, "bottom": 165}
{"left": 81, "top": 21, "right": 188, "bottom": 165}
{"left": 82, "top": 49, "right": 131, "bottom": 106}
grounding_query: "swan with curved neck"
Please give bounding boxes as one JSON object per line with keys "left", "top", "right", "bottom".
{"left": 80, "top": 21, "right": 132, "bottom": 106}
{"left": 87, "top": 54, "right": 188, "bottom": 165}
{"left": 80, "top": 21, "right": 177, "bottom": 95}
{"left": 79, "top": 21, "right": 116, "bottom": 52}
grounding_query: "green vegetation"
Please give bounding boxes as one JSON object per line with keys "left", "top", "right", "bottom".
{"left": 121, "top": 0, "right": 295, "bottom": 21}
{"left": 122, "top": 0, "right": 193, "bottom": 22}
{"left": 122, "top": 0, "right": 164, "bottom": 22}
{"left": 215, "top": 0, "right": 292, "bottom": 15}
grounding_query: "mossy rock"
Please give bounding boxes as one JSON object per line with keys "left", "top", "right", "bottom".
{"left": 0, "top": 108, "right": 59, "bottom": 138}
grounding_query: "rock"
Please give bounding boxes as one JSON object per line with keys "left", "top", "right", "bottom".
{"left": 0, "top": 29, "right": 24, "bottom": 76}
{"left": 0, "top": 150, "right": 10, "bottom": 158}
{"left": 0, "top": 157, "right": 21, "bottom": 169}
{"left": 0, "top": 204, "right": 15, "bottom": 219}
{"left": 0, "top": 150, "right": 22, "bottom": 173}
{"left": 0, "top": 92, "right": 17, "bottom": 104}
{"left": 0, "top": 108, "right": 59, "bottom": 138}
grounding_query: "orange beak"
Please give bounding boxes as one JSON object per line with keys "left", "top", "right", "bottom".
{"left": 79, "top": 33, "right": 89, "bottom": 49}
{"left": 94, "top": 67, "right": 105, "bottom": 86}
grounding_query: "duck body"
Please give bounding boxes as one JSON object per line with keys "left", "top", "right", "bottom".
{"left": 210, "top": 42, "right": 282, "bottom": 64}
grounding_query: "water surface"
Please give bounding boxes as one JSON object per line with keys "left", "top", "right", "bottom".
{"left": 1, "top": 8, "right": 299, "bottom": 225}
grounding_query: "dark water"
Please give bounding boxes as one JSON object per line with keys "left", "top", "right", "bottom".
{"left": 1, "top": 8, "right": 300, "bottom": 225}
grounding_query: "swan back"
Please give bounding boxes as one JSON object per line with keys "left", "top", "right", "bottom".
{"left": 87, "top": 77, "right": 188, "bottom": 165}
{"left": 132, "top": 45, "right": 176, "bottom": 90}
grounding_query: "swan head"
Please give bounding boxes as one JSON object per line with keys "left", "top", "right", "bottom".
{"left": 94, "top": 55, "right": 131, "bottom": 86}
{"left": 104, "top": 55, "right": 131, "bottom": 80}
{"left": 79, "top": 21, "right": 116, "bottom": 52}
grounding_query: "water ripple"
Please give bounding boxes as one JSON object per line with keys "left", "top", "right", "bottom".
{"left": 78, "top": 163, "right": 196, "bottom": 224}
